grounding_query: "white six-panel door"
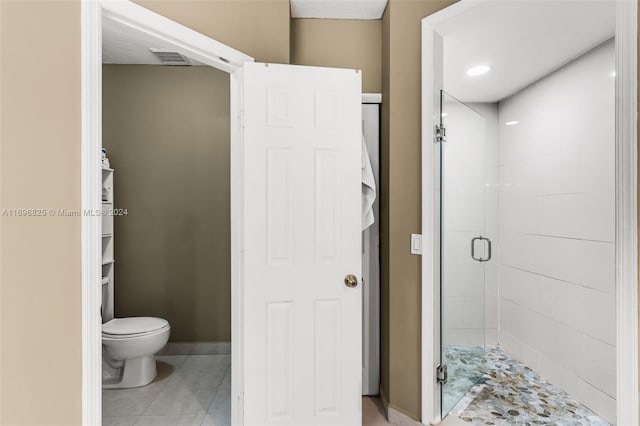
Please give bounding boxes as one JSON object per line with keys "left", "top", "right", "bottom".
{"left": 239, "top": 62, "right": 362, "bottom": 425}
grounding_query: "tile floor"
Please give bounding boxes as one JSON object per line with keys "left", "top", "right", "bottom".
{"left": 103, "top": 355, "right": 231, "bottom": 426}
{"left": 363, "top": 396, "right": 392, "bottom": 426}
{"left": 103, "top": 355, "right": 391, "bottom": 426}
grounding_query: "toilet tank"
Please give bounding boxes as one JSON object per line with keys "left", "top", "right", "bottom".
{"left": 102, "top": 273, "right": 114, "bottom": 323}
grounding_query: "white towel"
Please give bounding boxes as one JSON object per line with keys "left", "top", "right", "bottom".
{"left": 362, "top": 136, "right": 377, "bottom": 231}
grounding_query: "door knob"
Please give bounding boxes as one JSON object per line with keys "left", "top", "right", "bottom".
{"left": 344, "top": 274, "right": 358, "bottom": 288}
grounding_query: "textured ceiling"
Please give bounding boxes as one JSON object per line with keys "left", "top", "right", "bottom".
{"left": 290, "top": 0, "right": 388, "bottom": 19}
{"left": 103, "top": 17, "right": 204, "bottom": 65}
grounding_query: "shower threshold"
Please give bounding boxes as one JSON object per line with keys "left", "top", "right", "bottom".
{"left": 443, "top": 346, "right": 610, "bottom": 425}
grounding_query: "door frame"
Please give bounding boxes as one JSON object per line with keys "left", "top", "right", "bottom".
{"left": 81, "top": 1, "right": 253, "bottom": 424}
{"left": 361, "top": 100, "right": 382, "bottom": 396}
{"left": 420, "top": 1, "right": 638, "bottom": 424}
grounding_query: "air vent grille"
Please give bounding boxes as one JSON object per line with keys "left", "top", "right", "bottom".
{"left": 149, "top": 48, "right": 191, "bottom": 65}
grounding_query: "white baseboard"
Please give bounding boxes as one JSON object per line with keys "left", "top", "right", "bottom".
{"left": 158, "top": 342, "right": 231, "bottom": 355}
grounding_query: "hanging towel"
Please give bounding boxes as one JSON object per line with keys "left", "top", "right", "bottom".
{"left": 362, "top": 135, "right": 377, "bottom": 231}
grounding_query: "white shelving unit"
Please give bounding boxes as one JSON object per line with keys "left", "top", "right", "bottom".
{"left": 101, "top": 167, "right": 114, "bottom": 321}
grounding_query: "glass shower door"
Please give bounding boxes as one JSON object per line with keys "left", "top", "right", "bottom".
{"left": 439, "top": 90, "right": 488, "bottom": 418}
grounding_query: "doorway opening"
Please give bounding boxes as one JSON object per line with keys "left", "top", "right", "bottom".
{"left": 82, "top": 1, "right": 252, "bottom": 424}
{"left": 83, "top": 2, "right": 370, "bottom": 425}
{"left": 100, "top": 21, "right": 236, "bottom": 425}
{"left": 421, "top": 1, "right": 638, "bottom": 425}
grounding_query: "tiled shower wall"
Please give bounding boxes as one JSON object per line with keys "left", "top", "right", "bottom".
{"left": 497, "top": 39, "right": 616, "bottom": 422}
{"left": 470, "top": 102, "right": 500, "bottom": 346}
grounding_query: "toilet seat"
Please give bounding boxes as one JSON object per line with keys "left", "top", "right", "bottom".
{"left": 102, "top": 317, "right": 169, "bottom": 339}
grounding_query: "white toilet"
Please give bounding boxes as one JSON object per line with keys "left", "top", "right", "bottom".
{"left": 102, "top": 316, "right": 170, "bottom": 389}
{"left": 101, "top": 272, "right": 170, "bottom": 389}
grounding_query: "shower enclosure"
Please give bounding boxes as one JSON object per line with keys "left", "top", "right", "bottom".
{"left": 438, "top": 90, "right": 489, "bottom": 417}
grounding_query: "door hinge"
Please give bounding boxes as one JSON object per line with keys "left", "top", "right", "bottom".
{"left": 434, "top": 124, "right": 446, "bottom": 143}
{"left": 436, "top": 364, "right": 448, "bottom": 385}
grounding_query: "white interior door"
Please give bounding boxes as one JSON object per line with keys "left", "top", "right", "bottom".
{"left": 239, "top": 62, "right": 362, "bottom": 425}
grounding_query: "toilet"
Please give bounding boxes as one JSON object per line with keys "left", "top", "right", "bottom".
{"left": 102, "top": 316, "right": 170, "bottom": 389}
{"left": 101, "top": 273, "right": 170, "bottom": 389}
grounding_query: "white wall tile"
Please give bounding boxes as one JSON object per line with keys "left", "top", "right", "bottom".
{"left": 577, "top": 334, "right": 616, "bottom": 398}
{"left": 578, "top": 240, "right": 615, "bottom": 293}
{"left": 578, "top": 191, "right": 615, "bottom": 242}
{"left": 443, "top": 260, "right": 485, "bottom": 297}
{"left": 485, "top": 297, "right": 499, "bottom": 330}
{"left": 538, "top": 354, "right": 616, "bottom": 423}
{"left": 577, "top": 287, "right": 615, "bottom": 346}
{"left": 499, "top": 266, "right": 540, "bottom": 311}
{"left": 485, "top": 328, "right": 499, "bottom": 345}
{"left": 444, "top": 328, "right": 486, "bottom": 347}
{"left": 497, "top": 39, "right": 615, "bottom": 420}
{"left": 581, "top": 138, "right": 615, "bottom": 194}
{"left": 443, "top": 296, "right": 485, "bottom": 329}
{"left": 499, "top": 329, "right": 541, "bottom": 371}
{"left": 499, "top": 299, "right": 543, "bottom": 349}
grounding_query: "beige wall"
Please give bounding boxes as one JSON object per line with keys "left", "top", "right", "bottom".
{"left": 103, "top": 65, "right": 232, "bottom": 342}
{"left": 379, "top": 0, "right": 457, "bottom": 420}
{"left": 134, "top": 0, "right": 290, "bottom": 64}
{"left": 0, "top": 1, "right": 82, "bottom": 425}
{"left": 290, "top": 18, "right": 382, "bottom": 93}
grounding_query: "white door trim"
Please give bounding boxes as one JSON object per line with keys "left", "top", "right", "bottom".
{"left": 614, "top": 1, "right": 639, "bottom": 424}
{"left": 362, "top": 103, "right": 381, "bottom": 396}
{"left": 362, "top": 93, "right": 382, "bottom": 104}
{"left": 420, "top": 1, "right": 638, "bottom": 424}
{"left": 420, "top": 16, "right": 442, "bottom": 424}
{"left": 81, "top": 1, "right": 253, "bottom": 424}
{"left": 81, "top": 2, "right": 103, "bottom": 424}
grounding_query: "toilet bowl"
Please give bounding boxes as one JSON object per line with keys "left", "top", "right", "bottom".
{"left": 102, "top": 317, "right": 170, "bottom": 389}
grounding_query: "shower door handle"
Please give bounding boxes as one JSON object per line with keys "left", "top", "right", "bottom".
{"left": 471, "top": 236, "right": 492, "bottom": 262}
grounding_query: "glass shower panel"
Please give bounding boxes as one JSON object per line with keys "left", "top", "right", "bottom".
{"left": 439, "top": 90, "right": 488, "bottom": 418}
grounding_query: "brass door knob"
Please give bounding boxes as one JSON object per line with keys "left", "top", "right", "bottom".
{"left": 344, "top": 274, "right": 358, "bottom": 288}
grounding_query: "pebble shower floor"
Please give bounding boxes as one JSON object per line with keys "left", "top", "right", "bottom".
{"left": 445, "top": 346, "right": 610, "bottom": 425}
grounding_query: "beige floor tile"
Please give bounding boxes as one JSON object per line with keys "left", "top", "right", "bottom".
{"left": 201, "top": 411, "right": 231, "bottom": 426}
{"left": 135, "top": 413, "right": 205, "bottom": 425}
{"left": 180, "top": 355, "right": 231, "bottom": 374}
{"left": 143, "top": 370, "right": 224, "bottom": 415}
{"left": 207, "top": 385, "right": 231, "bottom": 414}
{"left": 102, "top": 416, "right": 138, "bottom": 426}
{"left": 102, "top": 358, "right": 178, "bottom": 416}
{"left": 103, "top": 388, "right": 158, "bottom": 417}
{"left": 363, "top": 396, "right": 392, "bottom": 426}
{"left": 156, "top": 355, "right": 189, "bottom": 370}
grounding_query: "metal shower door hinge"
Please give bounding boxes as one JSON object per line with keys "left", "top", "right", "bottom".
{"left": 436, "top": 364, "right": 448, "bottom": 384}
{"left": 434, "top": 124, "right": 446, "bottom": 143}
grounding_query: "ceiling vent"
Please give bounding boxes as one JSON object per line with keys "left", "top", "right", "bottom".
{"left": 149, "top": 48, "right": 191, "bottom": 65}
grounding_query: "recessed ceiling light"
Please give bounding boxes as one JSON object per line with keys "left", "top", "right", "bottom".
{"left": 610, "top": 71, "right": 616, "bottom": 77}
{"left": 441, "top": 113, "right": 448, "bottom": 117}
{"left": 466, "top": 65, "right": 491, "bottom": 77}
{"left": 505, "top": 121, "right": 519, "bottom": 126}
